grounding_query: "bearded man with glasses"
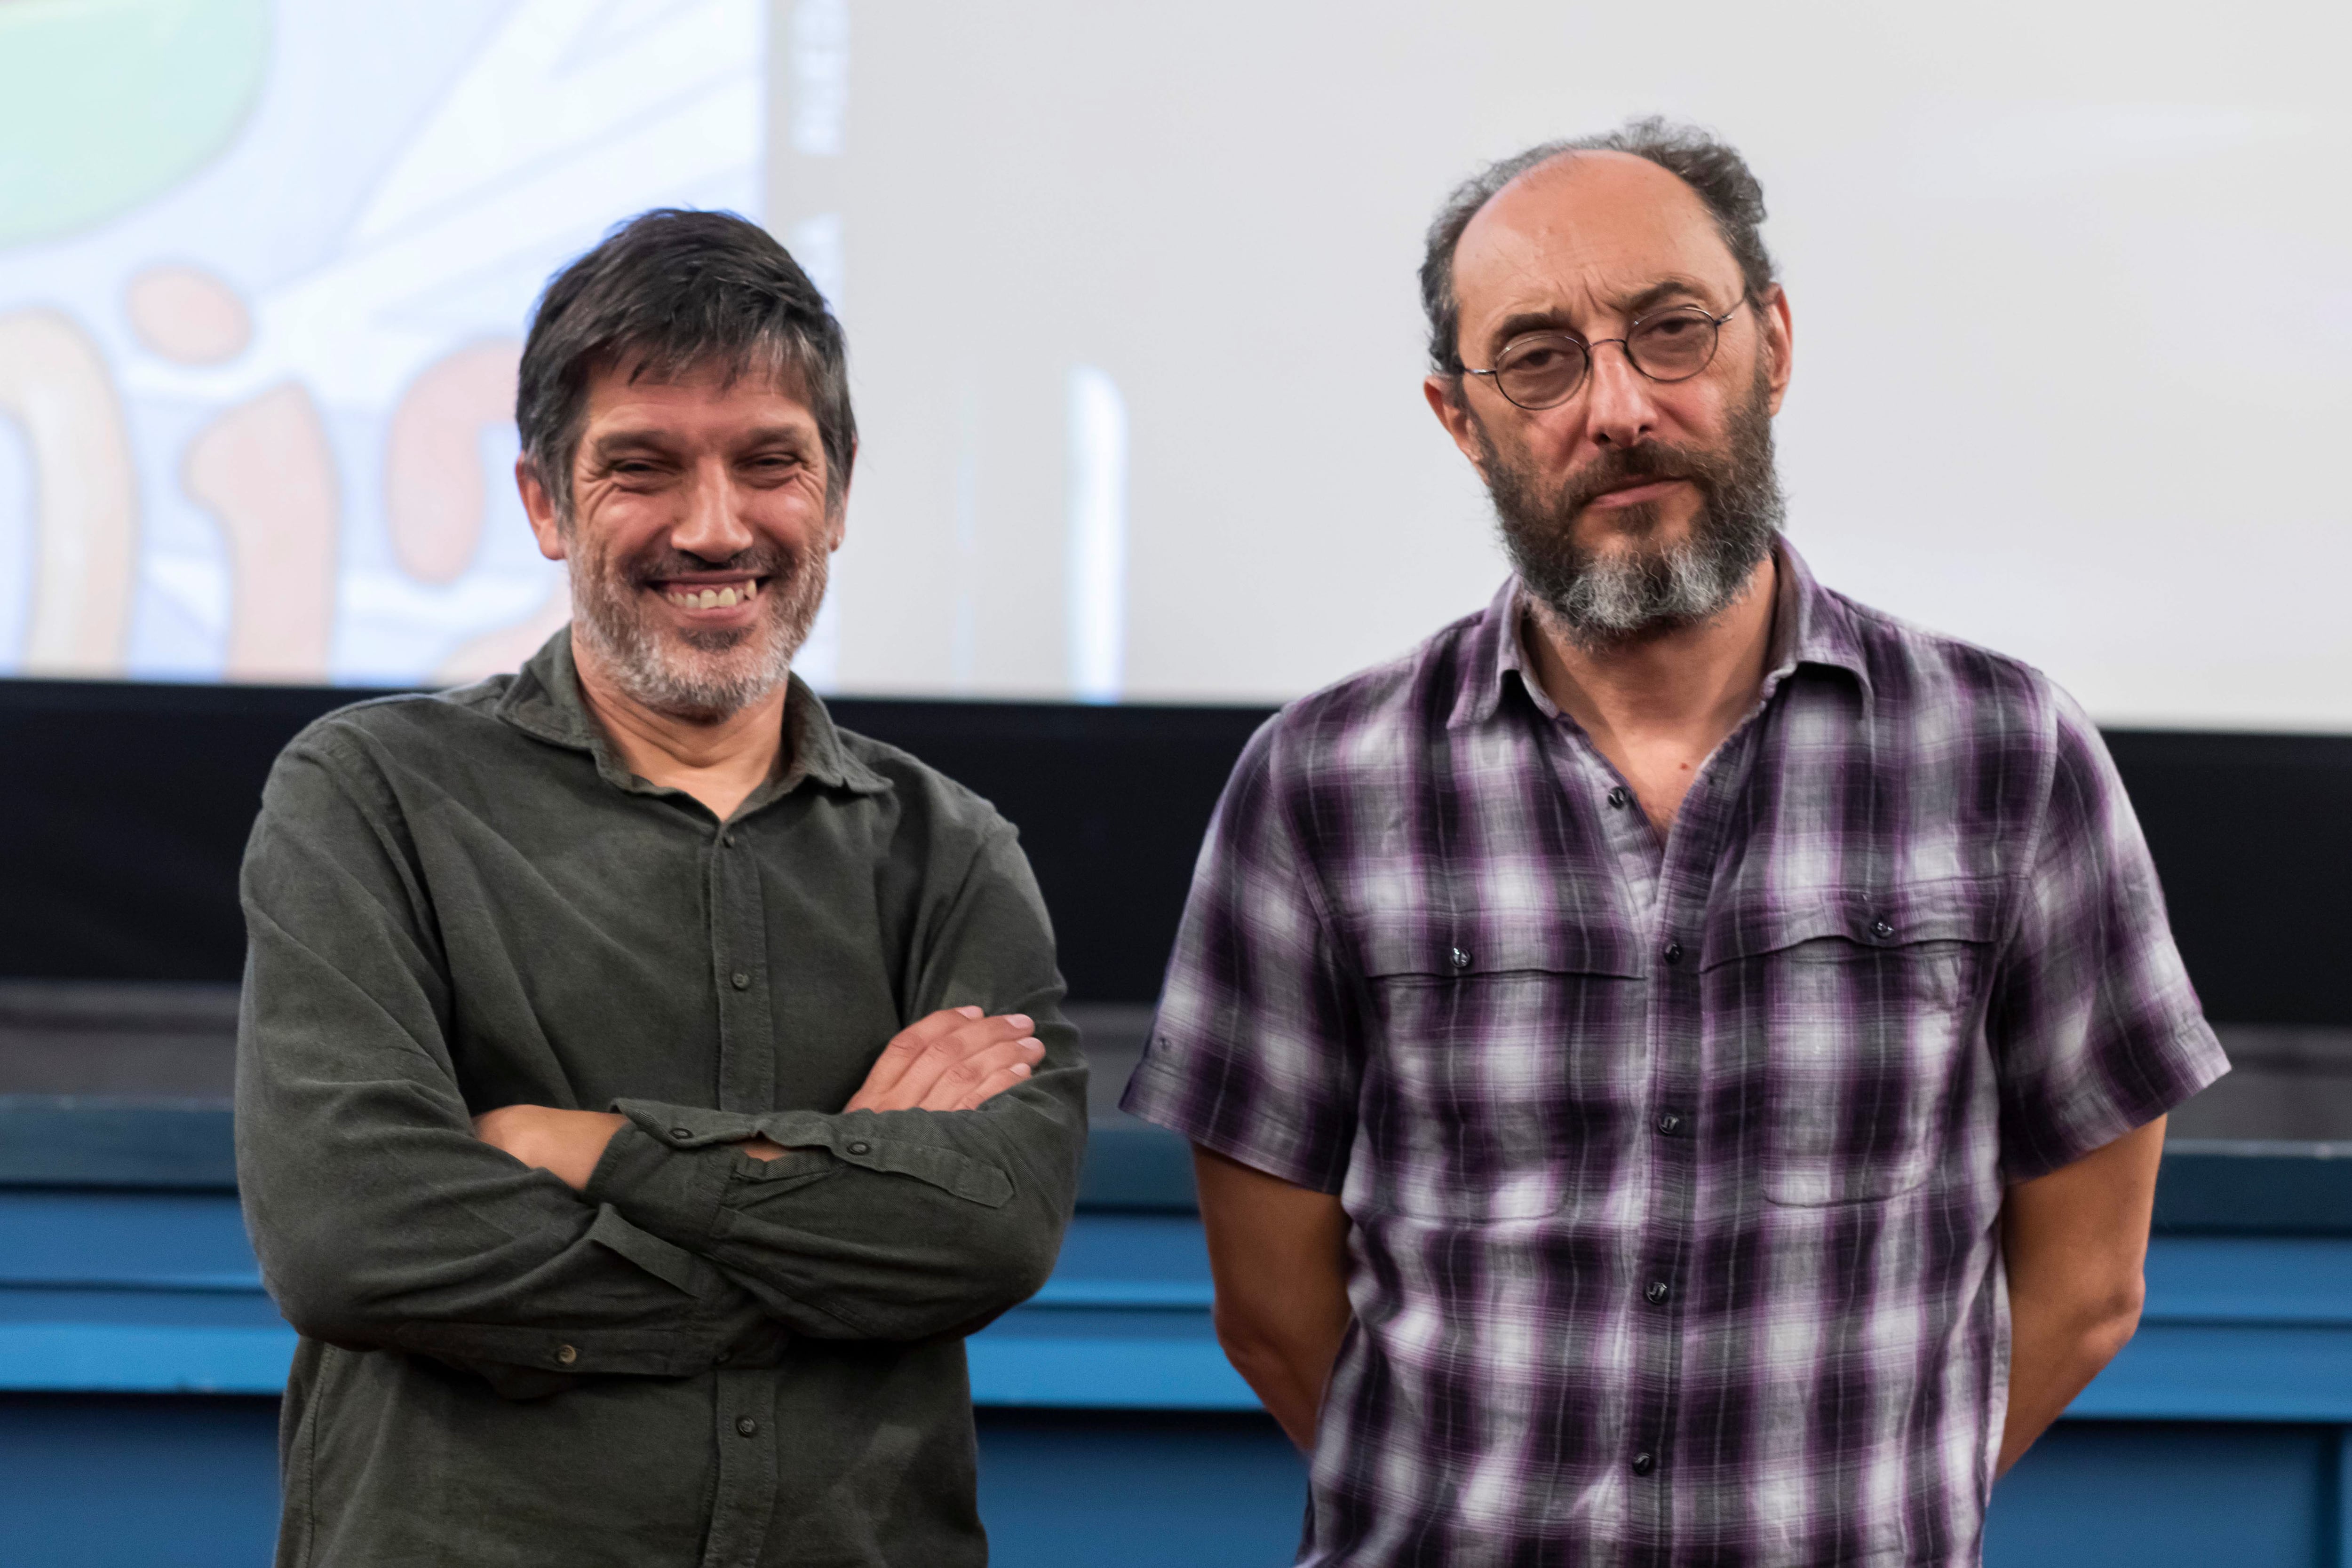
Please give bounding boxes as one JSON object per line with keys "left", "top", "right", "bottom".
{"left": 1123, "top": 119, "right": 2225, "bottom": 1567}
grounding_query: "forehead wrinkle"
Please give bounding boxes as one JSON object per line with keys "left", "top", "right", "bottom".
{"left": 1454, "top": 153, "right": 1735, "bottom": 348}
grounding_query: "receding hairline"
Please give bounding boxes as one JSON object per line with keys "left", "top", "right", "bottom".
{"left": 1458, "top": 147, "right": 1722, "bottom": 260}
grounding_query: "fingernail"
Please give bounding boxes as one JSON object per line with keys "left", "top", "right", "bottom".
{"left": 1011, "top": 1062, "right": 1032, "bottom": 1077}
{"left": 1005, "top": 1014, "right": 1033, "bottom": 1031}
{"left": 957, "top": 1006, "right": 983, "bottom": 1018}
{"left": 1020, "top": 1037, "right": 1044, "bottom": 1054}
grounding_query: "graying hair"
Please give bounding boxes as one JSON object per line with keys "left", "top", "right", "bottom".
{"left": 517, "top": 208, "right": 855, "bottom": 521}
{"left": 1419, "top": 117, "right": 1778, "bottom": 379}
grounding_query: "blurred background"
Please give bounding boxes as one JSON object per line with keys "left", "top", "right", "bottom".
{"left": 1, "top": 1, "right": 2347, "bottom": 1564}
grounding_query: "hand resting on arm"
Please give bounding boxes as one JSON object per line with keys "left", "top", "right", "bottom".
{"left": 474, "top": 1005, "right": 1047, "bottom": 1189}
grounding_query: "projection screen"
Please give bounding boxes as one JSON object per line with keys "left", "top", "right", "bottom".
{"left": 1, "top": 0, "right": 2344, "bottom": 730}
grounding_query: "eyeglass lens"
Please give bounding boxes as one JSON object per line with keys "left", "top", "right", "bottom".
{"left": 1492, "top": 306, "right": 1723, "bottom": 409}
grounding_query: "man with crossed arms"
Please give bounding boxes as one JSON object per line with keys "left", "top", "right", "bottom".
{"left": 238, "top": 210, "right": 1082, "bottom": 1566}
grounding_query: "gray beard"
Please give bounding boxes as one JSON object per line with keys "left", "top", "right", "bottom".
{"left": 1478, "top": 369, "right": 1784, "bottom": 650}
{"left": 567, "top": 535, "right": 829, "bottom": 721}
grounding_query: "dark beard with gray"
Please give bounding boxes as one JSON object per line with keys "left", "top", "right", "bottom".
{"left": 1477, "top": 368, "right": 1784, "bottom": 649}
{"left": 567, "top": 531, "right": 829, "bottom": 721}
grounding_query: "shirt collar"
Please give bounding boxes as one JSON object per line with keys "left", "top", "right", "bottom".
{"left": 494, "top": 628, "right": 890, "bottom": 799}
{"left": 1447, "top": 536, "right": 1874, "bottom": 731}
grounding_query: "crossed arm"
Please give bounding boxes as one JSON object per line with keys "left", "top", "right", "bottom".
{"left": 472, "top": 1006, "right": 1047, "bottom": 1188}
{"left": 236, "top": 741, "right": 1086, "bottom": 1394}
{"left": 1195, "top": 1120, "right": 2166, "bottom": 1465}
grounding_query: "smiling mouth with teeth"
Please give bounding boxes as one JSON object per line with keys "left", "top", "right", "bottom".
{"left": 660, "top": 580, "right": 764, "bottom": 610}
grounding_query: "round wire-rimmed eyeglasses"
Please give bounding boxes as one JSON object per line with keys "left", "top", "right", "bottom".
{"left": 1464, "top": 296, "right": 1752, "bottom": 411}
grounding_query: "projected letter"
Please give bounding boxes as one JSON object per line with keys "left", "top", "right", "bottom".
{"left": 0, "top": 309, "right": 137, "bottom": 675}
{"left": 183, "top": 384, "right": 340, "bottom": 682}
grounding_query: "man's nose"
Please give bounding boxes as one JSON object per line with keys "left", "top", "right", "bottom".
{"left": 670, "top": 460, "right": 755, "bottom": 560}
{"left": 1581, "top": 342, "right": 1660, "bottom": 449}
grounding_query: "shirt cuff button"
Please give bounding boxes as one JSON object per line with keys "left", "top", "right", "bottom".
{"left": 556, "top": 1344, "right": 577, "bottom": 1366}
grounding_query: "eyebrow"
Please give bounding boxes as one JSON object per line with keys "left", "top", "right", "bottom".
{"left": 587, "top": 425, "right": 815, "bottom": 461}
{"left": 1484, "top": 275, "right": 1726, "bottom": 351}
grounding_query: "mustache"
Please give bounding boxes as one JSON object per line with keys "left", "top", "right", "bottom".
{"left": 620, "top": 546, "right": 801, "bottom": 585}
{"left": 1555, "top": 443, "right": 1720, "bottom": 517}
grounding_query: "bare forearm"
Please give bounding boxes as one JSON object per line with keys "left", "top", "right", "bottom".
{"left": 1997, "top": 1294, "right": 2139, "bottom": 1474}
{"left": 1995, "top": 1117, "right": 2164, "bottom": 1476}
{"left": 1218, "top": 1298, "right": 1351, "bottom": 1450}
{"left": 1193, "top": 1145, "right": 1354, "bottom": 1452}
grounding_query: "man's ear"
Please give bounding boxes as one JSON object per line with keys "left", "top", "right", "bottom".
{"left": 1759, "top": 286, "right": 1795, "bottom": 417}
{"left": 1424, "top": 376, "right": 1492, "bottom": 482}
{"left": 516, "top": 456, "right": 568, "bottom": 562}
{"left": 826, "top": 437, "right": 856, "bottom": 553}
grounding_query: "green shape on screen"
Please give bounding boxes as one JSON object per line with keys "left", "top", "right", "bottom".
{"left": 0, "top": 0, "right": 272, "bottom": 250}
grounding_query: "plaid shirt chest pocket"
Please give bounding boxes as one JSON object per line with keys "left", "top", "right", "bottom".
{"left": 1354, "top": 921, "right": 1644, "bottom": 1222}
{"left": 1705, "top": 878, "right": 2004, "bottom": 1206}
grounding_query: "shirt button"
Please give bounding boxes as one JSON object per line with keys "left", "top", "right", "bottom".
{"left": 1645, "top": 1280, "right": 1671, "bottom": 1306}
{"left": 847, "top": 1140, "right": 871, "bottom": 1156}
{"left": 723, "top": 832, "right": 738, "bottom": 848}
{"left": 736, "top": 1417, "right": 760, "bottom": 1438}
{"left": 1662, "top": 941, "right": 1683, "bottom": 966}
{"left": 1606, "top": 785, "right": 1630, "bottom": 810}
{"left": 1449, "top": 946, "right": 1472, "bottom": 971}
{"left": 1655, "top": 1112, "right": 1685, "bottom": 1136}
{"left": 1631, "top": 1451, "right": 1656, "bottom": 1476}
{"left": 1871, "top": 917, "right": 1896, "bottom": 940}
{"left": 555, "top": 1344, "right": 578, "bottom": 1366}
{"left": 731, "top": 972, "right": 750, "bottom": 990}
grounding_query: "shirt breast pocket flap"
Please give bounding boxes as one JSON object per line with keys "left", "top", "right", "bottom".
{"left": 1358, "top": 927, "right": 1639, "bottom": 1223}
{"left": 1709, "top": 879, "right": 2004, "bottom": 1207}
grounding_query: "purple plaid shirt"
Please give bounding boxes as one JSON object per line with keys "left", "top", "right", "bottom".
{"left": 1122, "top": 544, "right": 2226, "bottom": 1568}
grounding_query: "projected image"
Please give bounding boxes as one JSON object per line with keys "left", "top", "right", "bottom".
{"left": 6, "top": 1, "right": 2347, "bottom": 722}
{"left": 0, "top": 0, "right": 768, "bottom": 686}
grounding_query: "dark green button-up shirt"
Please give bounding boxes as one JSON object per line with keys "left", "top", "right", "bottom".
{"left": 235, "top": 634, "right": 1086, "bottom": 1567}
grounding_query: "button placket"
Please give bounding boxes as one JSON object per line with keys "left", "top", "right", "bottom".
{"left": 709, "top": 824, "right": 775, "bottom": 1114}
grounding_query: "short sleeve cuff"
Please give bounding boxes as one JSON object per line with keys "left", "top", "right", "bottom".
{"left": 1120, "top": 1049, "right": 1348, "bottom": 1195}
{"left": 2002, "top": 1015, "right": 2232, "bottom": 1183}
